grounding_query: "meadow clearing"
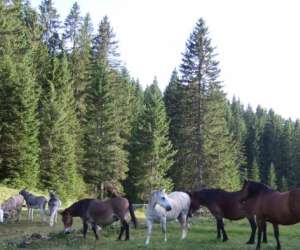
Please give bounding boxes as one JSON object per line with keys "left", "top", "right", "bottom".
{"left": 1, "top": 212, "right": 300, "bottom": 250}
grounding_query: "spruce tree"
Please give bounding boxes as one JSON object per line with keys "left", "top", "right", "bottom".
{"left": 164, "top": 69, "right": 185, "bottom": 188}
{"left": 0, "top": 1, "right": 40, "bottom": 188}
{"left": 126, "top": 79, "right": 175, "bottom": 201}
{"left": 64, "top": 2, "right": 81, "bottom": 51}
{"left": 84, "top": 16, "right": 127, "bottom": 196}
{"left": 179, "top": 18, "right": 240, "bottom": 190}
{"left": 39, "top": 55, "right": 80, "bottom": 200}
{"left": 268, "top": 162, "right": 278, "bottom": 190}
{"left": 39, "top": 0, "right": 61, "bottom": 54}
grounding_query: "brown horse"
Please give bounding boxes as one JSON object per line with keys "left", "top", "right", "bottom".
{"left": 240, "top": 180, "right": 300, "bottom": 250}
{"left": 189, "top": 188, "right": 267, "bottom": 244}
{"left": 61, "top": 197, "right": 137, "bottom": 241}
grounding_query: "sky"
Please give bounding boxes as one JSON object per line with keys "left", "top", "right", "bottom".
{"left": 31, "top": 0, "right": 300, "bottom": 120}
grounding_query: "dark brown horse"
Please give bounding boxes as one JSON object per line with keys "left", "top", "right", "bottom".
{"left": 240, "top": 180, "right": 300, "bottom": 250}
{"left": 189, "top": 188, "right": 267, "bottom": 244}
{"left": 61, "top": 197, "right": 137, "bottom": 241}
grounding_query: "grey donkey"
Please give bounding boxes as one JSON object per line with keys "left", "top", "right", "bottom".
{"left": 48, "top": 191, "right": 62, "bottom": 226}
{"left": 19, "top": 188, "right": 47, "bottom": 223}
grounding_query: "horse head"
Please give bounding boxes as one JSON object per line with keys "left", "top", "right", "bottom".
{"left": 60, "top": 209, "right": 73, "bottom": 233}
{"left": 150, "top": 190, "right": 172, "bottom": 211}
{"left": 19, "top": 188, "right": 28, "bottom": 197}
{"left": 240, "top": 180, "right": 272, "bottom": 203}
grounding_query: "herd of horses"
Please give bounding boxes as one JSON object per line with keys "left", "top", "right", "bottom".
{"left": 1, "top": 180, "right": 300, "bottom": 250}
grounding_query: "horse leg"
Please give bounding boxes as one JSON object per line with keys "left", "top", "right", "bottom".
{"left": 217, "top": 218, "right": 228, "bottom": 242}
{"left": 161, "top": 216, "right": 167, "bottom": 242}
{"left": 83, "top": 221, "right": 88, "bottom": 239}
{"left": 118, "top": 221, "right": 125, "bottom": 240}
{"left": 256, "top": 218, "right": 264, "bottom": 250}
{"left": 262, "top": 221, "right": 268, "bottom": 243}
{"left": 246, "top": 217, "right": 256, "bottom": 244}
{"left": 145, "top": 219, "right": 153, "bottom": 245}
{"left": 91, "top": 223, "right": 99, "bottom": 240}
{"left": 215, "top": 217, "right": 221, "bottom": 239}
{"left": 27, "top": 207, "right": 30, "bottom": 221}
{"left": 178, "top": 213, "right": 188, "bottom": 240}
{"left": 31, "top": 208, "right": 34, "bottom": 222}
{"left": 54, "top": 210, "right": 58, "bottom": 224}
{"left": 272, "top": 223, "right": 281, "bottom": 250}
{"left": 124, "top": 220, "right": 130, "bottom": 240}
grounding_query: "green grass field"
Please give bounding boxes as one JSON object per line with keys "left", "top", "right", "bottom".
{"left": 1, "top": 212, "right": 300, "bottom": 250}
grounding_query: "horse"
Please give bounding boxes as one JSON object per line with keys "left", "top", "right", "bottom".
{"left": 0, "top": 195, "right": 24, "bottom": 223}
{"left": 189, "top": 188, "right": 267, "bottom": 244}
{"left": 145, "top": 190, "right": 191, "bottom": 245}
{"left": 61, "top": 197, "right": 137, "bottom": 241}
{"left": 240, "top": 180, "right": 300, "bottom": 250}
{"left": 0, "top": 208, "right": 3, "bottom": 223}
{"left": 19, "top": 188, "right": 47, "bottom": 223}
{"left": 48, "top": 191, "right": 62, "bottom": 226}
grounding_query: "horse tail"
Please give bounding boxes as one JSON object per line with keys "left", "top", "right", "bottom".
{"left": 128, "top": 200, "right": 137, "bottom": 229}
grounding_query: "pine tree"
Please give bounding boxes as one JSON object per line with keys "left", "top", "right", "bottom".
{"left": 39, "top": 0, "right": 61, "bottom": 54}
{"left": 163, "top": 69, "right": 185, "bottom": 188}
{"left": 0, "top": 1, "right": 40, "bottom": 188}
{"left": 39, "top": 55, "right": 80, "bottom": 200}
{"left": 227, "top": 97, "right": 247, "bottom": 179}
{"left": 268, "top": 162, "right": 278, "bottom": 190}
{"left": 290, "top": 120, "right": 300, "bottom": 187}
{"left": 126, "top": 79, "right": 175, "bottom": 201}
{"left": 84, "top": 16, "right": 127, "bottom": 197}
{"left": 63, "top": 2, "right": 81, "bottom": 51}
{"left": 250, "top": 157, "right": 260, "bottom": 181}
{"left": 179, "top": 18, "right": 240, "bottom": 190}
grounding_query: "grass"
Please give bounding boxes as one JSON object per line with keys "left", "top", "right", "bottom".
{"left": 1, "top": 212, "right": 300, "bottom": 250}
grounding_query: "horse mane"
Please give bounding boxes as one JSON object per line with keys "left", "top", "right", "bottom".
{"left": 247, "top": 180, "right": 274, "bottom": 193}
{"left": 64, "top": 198, "right": 94, "bottom": 216}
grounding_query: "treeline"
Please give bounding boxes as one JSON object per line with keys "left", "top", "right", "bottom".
{"left": 0, "top": 1, "right": 299, "bottom": 202}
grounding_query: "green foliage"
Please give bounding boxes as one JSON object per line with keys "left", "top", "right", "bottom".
{"left": 126, "top": 79, "right": 175, "bottom": 201}
{"left": 178, "top": 18, "right": 240, "bottom": 190}
{"left": 39, "top": 55, "right": 81, "bottom": 201}
{"left": 84, "top": 16, "right": 128, "bottom": 196}
{"left": 0, "top": 1, "right": 40, "bottom": 188}
{"left": 268, "top": 162, "right": 278, "bottom": 190}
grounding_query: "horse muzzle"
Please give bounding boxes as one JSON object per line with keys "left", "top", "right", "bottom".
{"left": 64, "top": 228, "right": 72, "bottom": 234}
{"left": 166, "top": 206, "right": 172, "bottom": 211}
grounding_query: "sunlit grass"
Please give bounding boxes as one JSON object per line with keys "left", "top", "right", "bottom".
{"left": 1, "top": 213, "right": 300, "bottom": 249}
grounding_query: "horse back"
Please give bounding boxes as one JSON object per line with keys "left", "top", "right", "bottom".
{"left": 258, "top": 190, "right": 300, "bottom": 225}
{"left": 87, "top": 197, "right": 129, "bottom": 225}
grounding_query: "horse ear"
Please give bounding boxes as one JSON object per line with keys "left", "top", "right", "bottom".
{"left": 162, "top": 189, "right": 166, "bottom": 193}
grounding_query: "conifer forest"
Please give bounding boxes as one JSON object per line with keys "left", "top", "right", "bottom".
{"left": 1, "top": 0, "right": 299, "bottom": 202}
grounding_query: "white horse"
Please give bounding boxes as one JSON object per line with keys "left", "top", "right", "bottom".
{"left": 145, "top": 190, "right": 191, "bottom": 245}
{"left": 0, "top": 208, "right": 3, "bottom": 223}
{"left": 48, "top": 191, "right": 62, "bottom": 226}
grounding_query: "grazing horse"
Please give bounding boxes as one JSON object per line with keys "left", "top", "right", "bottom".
{"left": 189, "top": 188, "right": 267, "bottom": 244}
{"left": 240, "top": 180, "right": 300, "bottom": 250}
{"left": 48, "top": 191, "right": 62, "bottom": 226}
{"left": 145, "top": 190, "right": 191, "bottom": 245}
{"left": 61, "top": 197, "right": 137, "bottom": 241}
{"left": 19, "top": 188, "right": 47, "bottom": 223}
{"left": 0, "top": 195, "right": 24, "bottom": 222}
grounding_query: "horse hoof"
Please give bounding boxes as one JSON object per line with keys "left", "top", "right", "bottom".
{"left": 223, "top": 238, "right": 228, "bottom": 242}
{"left": 246, "top": 241, "right": 255, "bottom": 245}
